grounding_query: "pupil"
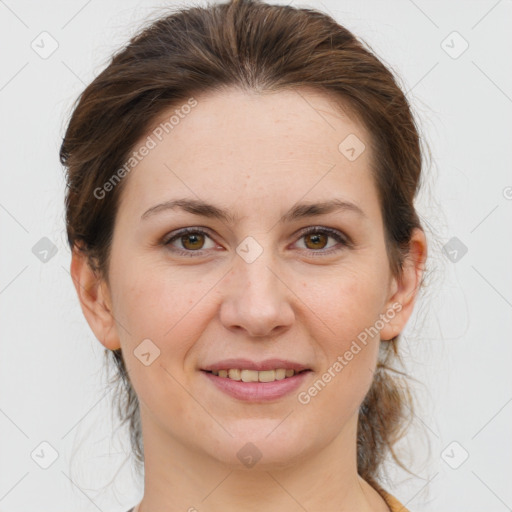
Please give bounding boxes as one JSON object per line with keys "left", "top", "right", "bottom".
{"left": 184, "top": 233, "right": 203, "bottom": 249}
{"left": 307, "top": 233, "right": 326, "bottom": 249}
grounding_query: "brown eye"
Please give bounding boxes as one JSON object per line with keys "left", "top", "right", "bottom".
{"left": 164, "top": 228, "right": 216, "bottom": 254}
{"left": 295, "top": 227, "right": 349, "bottom": 255}
{"left": 303, "top": 232, "right": 329, "bottom": 250}
{"left": 181, "top": 232, "right": 205, "bottom": 250}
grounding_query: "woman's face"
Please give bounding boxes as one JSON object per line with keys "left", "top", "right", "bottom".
{"left": 85, "top": 87, "right": 417, "bottom": 469}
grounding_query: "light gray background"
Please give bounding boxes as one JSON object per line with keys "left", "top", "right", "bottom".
{"left": 0, "top": 0, "right": 511, "bottom": 510}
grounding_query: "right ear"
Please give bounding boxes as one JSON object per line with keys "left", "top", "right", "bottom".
{"left": 70, "top": 246, "right": 121, "bottom": 351}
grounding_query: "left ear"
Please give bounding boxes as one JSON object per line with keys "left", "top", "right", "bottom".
{"left": 379, "top": 228, "right": 428, "bottom": 341}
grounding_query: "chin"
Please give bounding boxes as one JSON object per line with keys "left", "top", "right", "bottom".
{"left": 203, "top": 422, "right": 313, "bottom": 471}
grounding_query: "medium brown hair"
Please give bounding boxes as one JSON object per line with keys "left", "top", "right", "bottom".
{"left": 61, "top": 0, "right": 428, "bottom": 491}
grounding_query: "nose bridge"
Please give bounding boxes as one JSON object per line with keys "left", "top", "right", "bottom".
{"left": 219, "top": 235, "right": 294, "bottom": 336}
{"left": 239, "top": 248, "right": 277, "bottom": 294}
{"left": 235, "top": 239, "right": 282, "bottom": 305}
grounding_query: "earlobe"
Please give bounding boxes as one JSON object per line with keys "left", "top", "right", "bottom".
{"left": 70, "top": 246, "right": 121, "bottom": 351}
{"left": 380, "top": 228, "right": 427, "bottom": 341}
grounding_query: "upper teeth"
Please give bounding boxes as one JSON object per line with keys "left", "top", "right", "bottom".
{"left": 211, "top": 368, "right": 298, "bottom": 382}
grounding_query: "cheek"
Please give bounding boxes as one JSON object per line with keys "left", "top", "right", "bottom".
{"left": 307, "top": 264, "right": 388, "bottom": 348}
{"left": 300, "top": 265, "right": 385, "bottom": 408}
{"left": 112, "top": 257, "right": 214, "bottom": 339}
{"left": 113, "top": 264, "right": 214, "bottom": 416}
{"left": 110, "top": 260, "right": 225, "bottom": 400}
{"left": 299, "top": 272, "right": 383, "bottom": 427}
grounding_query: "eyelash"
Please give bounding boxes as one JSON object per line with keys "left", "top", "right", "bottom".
{"left": 162, "top": 226, "right": 352, "bottom": 257}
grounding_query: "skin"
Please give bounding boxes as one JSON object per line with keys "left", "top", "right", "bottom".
{"left": 71, "top": 87, "right": 427, "bottom": 512}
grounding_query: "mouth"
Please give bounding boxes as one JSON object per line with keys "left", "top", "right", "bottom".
{"left": 200, "top": 366, "right": 312, "bottom": 402}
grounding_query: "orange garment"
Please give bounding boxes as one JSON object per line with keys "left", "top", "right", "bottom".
{"left": 379, "top": 488, "right": 410, "bottom": 512}
{"left": 127, "top": 488, "right": 410, "bottom": 511}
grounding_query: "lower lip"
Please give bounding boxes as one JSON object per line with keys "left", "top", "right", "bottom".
{"left": 201, "top": 370, "right": 311, "bottom": 402}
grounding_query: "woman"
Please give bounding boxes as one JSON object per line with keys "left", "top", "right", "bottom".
{"left": 62, "top": 0, "right": 428, "bottom": 510}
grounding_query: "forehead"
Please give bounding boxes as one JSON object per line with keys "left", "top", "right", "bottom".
{"left": 157, "top": 86, "right": 367, "bottom": 158}
{"left": 118, "top": 86, "right": 379, "bottom": 221}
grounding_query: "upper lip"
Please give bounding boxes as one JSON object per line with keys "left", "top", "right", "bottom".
{"left": 201, "top": 358, "right": 310, "bottom": 372}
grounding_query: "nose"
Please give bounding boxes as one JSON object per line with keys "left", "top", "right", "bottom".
{"left": 219, "top": 249, "right": 295, "bottom": 338}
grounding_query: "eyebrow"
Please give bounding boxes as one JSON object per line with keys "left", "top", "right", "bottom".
{"left": 141, "top": 197, "right": 367, "bottom": 224}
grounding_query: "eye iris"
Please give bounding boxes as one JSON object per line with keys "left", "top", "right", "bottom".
{"left": 182, "top": 233, "right": 204, "bottom": 250}
{"left": 305, "top": 232, "right": 327, "bottom": 250}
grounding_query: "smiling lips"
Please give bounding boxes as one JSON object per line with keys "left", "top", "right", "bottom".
{"left": 201, "top": 358, "right": 312, "bottom": 401}
{"left": 202, "top": 358, "right": 310, "bottom": 376}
